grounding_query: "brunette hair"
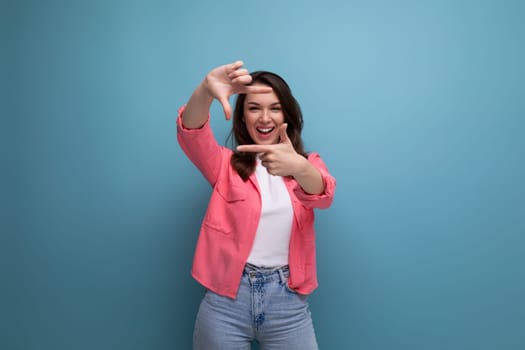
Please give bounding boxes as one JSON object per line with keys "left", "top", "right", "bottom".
{"left": 228, "top": 71, "right": 307, "bottom": 181}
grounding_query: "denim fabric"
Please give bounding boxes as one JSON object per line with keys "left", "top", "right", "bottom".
{"left": 193, "top": 264, "right": 319, "bottom": 350}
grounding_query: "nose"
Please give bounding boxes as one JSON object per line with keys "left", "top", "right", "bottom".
{"left": 259, "top": 108, "right": 271, "bottom": 122}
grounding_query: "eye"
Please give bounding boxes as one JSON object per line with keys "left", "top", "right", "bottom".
{"left": 271, "top": 107, "right": 281, "bottom": 112}
{"left": 249, "top": 107, "right": 260, "bottom": 111}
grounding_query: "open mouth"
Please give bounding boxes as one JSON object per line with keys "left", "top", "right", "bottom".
{"left": 256, "top": 127, "right": 274, "bottom": 135}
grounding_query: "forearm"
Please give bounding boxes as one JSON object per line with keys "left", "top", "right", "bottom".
{"left": 181, "top": 82, "right": 214, "bottom": 129}
{"left": 292, "top": 158, "right": 325, "bottom": 195}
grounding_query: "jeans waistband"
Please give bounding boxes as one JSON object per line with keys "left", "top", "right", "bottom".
{"left": 243, "top": 263, "right": 289, "bottom": 283}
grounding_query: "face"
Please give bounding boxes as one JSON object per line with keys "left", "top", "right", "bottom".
{"left": 243, "top": 84, "right": 285, "bottom": 145}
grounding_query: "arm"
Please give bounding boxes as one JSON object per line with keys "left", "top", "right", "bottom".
{"left": 289, "top": 155, "right": 325, "bottom": 195}
{"left": 181, "top": 83, "right": 214, "bottom": 129}
{"left": 293, "top": 152, "right": 336, "bottom": 209}
{"left": 236, "top": 124, "right": 327, "bottom": 195}
{"left": 178, "top": 61, "right": 273, "bottom": 185}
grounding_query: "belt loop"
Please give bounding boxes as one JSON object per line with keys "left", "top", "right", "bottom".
{"left": 277, "top": 267, "right": 287, "bottom": 284}
{"left": 245, "top": 263, "right": 258, "bottom": 281}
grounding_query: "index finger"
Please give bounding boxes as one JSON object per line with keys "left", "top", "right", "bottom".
{"left": 242, "top": 85, "right": 273, "bottom": 94}
{"left": 236, "top": 144, "right": 273, "bottom": 153}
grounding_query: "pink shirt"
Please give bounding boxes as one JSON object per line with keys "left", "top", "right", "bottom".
{"left": 177, "top": 106, "right": 336, "bottom": 299}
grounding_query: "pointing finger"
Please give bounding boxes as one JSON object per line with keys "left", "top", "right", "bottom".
{"left": 243, "top": 85, "right": 273, "bottom": 94}
{"left": 236, "top": 144, "right": 273, "bottom": 153}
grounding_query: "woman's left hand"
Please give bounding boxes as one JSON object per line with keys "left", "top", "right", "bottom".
{"left": 236, "top": 124, "right": 307, "bottom": 177}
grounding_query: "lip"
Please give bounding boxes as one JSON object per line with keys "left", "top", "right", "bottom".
{"left": 254, "top": 126, "right": 276, "bottom": 141}
{"left": 256, "top": 126, "right": 275, "bottom": 134}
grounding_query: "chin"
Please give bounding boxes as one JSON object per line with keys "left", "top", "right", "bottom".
{"left": 256, "top": 138, "right": 278, "bottom": 145}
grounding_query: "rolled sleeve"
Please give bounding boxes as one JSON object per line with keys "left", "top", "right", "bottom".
{"left": 176, "top": 105, "right": 224, "bottom": 186}
{"left": 292, "top": 153, "right": 336, "bottom": 209}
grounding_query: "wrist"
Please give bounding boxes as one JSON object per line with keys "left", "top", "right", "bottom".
{"left": 197, "top": 79, "right": 215, "bottom": 104}
{"left": 292, "top": 156, "right": 312, "bottom": 178}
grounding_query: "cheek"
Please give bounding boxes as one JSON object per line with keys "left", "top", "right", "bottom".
{"left": 244, "top": 121, "right": 257, "bottom": 135}
{"left": 244, "top": 116, "right": 258, "bottom": 128}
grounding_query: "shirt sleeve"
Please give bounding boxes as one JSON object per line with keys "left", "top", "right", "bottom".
{"left": 176, "top": 105, "right": 225, "bottom": 187}
{"left": 292, "top": 152, "right": 336, "bottom": 209}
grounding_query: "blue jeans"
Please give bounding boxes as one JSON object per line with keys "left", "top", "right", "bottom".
{"left": 193, "top": 264, "right": 319, "bottom": 350}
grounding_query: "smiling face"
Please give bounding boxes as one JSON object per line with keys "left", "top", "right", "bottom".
{"left": 243, "top": 84, "right": 285, "bottom": 145}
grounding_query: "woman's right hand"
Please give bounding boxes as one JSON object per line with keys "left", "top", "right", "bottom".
{"left": 203, "top": 60, "right": 272, "bottom": 120}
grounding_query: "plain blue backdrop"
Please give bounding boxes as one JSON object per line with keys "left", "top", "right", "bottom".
{"left": 3, "top": 0, "right": 525, "bottom": 349}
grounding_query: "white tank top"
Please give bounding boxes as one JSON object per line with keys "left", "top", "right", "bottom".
{"left": 246, "top": 158, "right": 294, "bottom": 267}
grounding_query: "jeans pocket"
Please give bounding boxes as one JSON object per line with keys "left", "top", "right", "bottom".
{"left": 279, "top": 273, "right": 298, "bottom": 295}
{"left": 283, "top": 282, "right": 297, "bottom": 294}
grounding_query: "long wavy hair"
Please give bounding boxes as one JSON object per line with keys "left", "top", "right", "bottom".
{"left": 228, "top": 71, "right": 307, "bottom": 181}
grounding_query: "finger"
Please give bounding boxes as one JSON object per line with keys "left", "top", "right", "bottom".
{"left": 229, "top": 68, "right": 249, "bottom": 80}
{"left": 219, "top": 97, "right": 232, "bottom": 120}
{"left": 279, "top": 123, "right": 291, "bottom": 143}
{"left": 232, "top": 74, "right": 253, "bottom": 85}
{"left": 228, "top": 60, "right": 244, "bottom": 73}
{"left": 261, "top": 160, "right": 274, "bottom": 171}
{"left": 236, "top": 144, "right": 273, "bottom": 153}
{"left": 266, "top": 166, "right": 281, "bottom": 176}
{"left": 243, "top": 85, "right": 273, "bottom": 94}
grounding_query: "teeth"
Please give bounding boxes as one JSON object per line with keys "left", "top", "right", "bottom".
{"left": 257, "top": 127, "right": 273, "bottom": 134}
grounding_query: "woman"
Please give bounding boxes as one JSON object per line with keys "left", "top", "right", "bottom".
{"left": 177, "top": 60, "right": 336, "bottom": 349}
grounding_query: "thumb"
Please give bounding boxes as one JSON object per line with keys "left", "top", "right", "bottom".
{"left": 219, "top": 97, "right": 232, "bottom": 120}
{"left": 279, "top": 123, "right": 291, "bottom": 144}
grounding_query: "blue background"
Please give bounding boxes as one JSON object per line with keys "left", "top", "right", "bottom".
{"left": 3, "top": 0, "right": 524, "bottom": 349}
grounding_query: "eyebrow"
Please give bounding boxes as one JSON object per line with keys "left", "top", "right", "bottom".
{"left": 246, "top": 101, "right": 281, "bottom": 106}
